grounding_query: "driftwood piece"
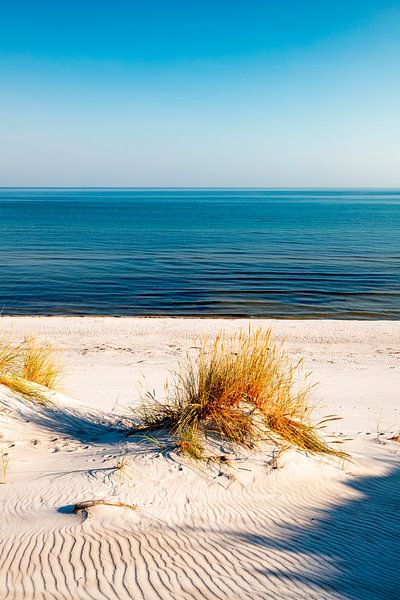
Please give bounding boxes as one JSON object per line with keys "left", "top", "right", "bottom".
{"left": 73, "top": 500, "right": 137, "bottom": 513}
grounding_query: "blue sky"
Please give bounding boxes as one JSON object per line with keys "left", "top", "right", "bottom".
{"left": 1, "top": 0, "right": 400, "bottom": 186}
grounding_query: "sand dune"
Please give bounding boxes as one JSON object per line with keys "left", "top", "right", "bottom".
{"left": 1, "top": 317, "right": 399, "bottom": 599}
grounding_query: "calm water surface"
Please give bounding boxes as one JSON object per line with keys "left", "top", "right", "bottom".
{"left": 0, "top": 189, "right": 399, "bottom": 318}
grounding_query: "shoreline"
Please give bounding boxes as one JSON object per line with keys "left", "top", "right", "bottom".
{"left": 2, "top": 313, "right": 399, "bottom": 320}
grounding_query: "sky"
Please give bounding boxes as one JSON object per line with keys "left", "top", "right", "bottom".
{"left": 0, "top": 0, "right": 400, "bottom": 187}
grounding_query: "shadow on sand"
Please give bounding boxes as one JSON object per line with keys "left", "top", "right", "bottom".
{"left": 5, "top": 392, "right": 167, "bottom": 451}
{"left": 0, "top": 389, "right": 128, "bottom": 443}
{"left": 230, "top": 456, "right": 400, "bottom": 599}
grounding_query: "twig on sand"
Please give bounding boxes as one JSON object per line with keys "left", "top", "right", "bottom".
{"left": 73, "top": 499, "right": 138, "bottom": 513}
{"left": 71, "top": 499, "right": 168, "bottom": 525}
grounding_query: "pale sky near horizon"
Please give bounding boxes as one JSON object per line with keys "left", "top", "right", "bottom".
{"left": 1, "top": 0, "right": 400, "bottom": 187}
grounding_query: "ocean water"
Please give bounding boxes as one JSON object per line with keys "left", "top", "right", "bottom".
{"left": 0, "top": 188, "right": 399, "bottom": 319}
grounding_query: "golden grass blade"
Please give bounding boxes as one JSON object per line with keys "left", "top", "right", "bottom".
{"left": 0, "top": 373, "right": 48, "bottom": 404}
{"left": 0, "top": 339, "right": 23, "bottom": 373}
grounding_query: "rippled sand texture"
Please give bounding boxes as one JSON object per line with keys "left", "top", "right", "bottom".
{"left": 0, "top": 317, "right": 399, "bottom": 600}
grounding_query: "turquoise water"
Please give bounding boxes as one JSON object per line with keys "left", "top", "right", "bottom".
{"left": 0, "top": 188, "right": 399, "bottom": 318}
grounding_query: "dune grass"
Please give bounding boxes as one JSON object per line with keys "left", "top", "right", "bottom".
{"left": 21, "top": 337, "right": 61, "bottom": 389}
{"left": 0, "top": 335, "right": 61, "bottom": 402}
{"left": 135, "top": 328, "right": 347, "bottom": 461}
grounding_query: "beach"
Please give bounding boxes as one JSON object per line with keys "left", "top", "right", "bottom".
{"left": 0, "top": 316, "right": 399, "bottom": 599}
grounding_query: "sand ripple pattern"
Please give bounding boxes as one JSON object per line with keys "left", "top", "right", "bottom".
{"left": 1, "top": 437, "right": 399, "bottom": 600}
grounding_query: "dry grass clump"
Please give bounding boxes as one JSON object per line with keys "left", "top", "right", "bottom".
{"left": 135, "top": 328, "right": 347, "bottom": 461}
{"left": 0, "top": 335, "right": 61, "bottom": 402}
{"left": 21, "top": 337, "right": 61, "bottom": 388}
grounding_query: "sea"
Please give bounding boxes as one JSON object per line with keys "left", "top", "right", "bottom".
{"left": 0, "top": 188, "right": 399, "bottom": 319}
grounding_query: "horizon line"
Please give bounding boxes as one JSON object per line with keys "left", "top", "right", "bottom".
{"left": 1, "top": 186, "right": 400, "bottom": 191}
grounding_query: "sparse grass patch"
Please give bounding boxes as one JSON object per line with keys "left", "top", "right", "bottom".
{"left": 1, "top": 443, "right": 9, "bottom": 484}
{"left": 0, "top": 335, "right": 61, "bottom": 402}
{"left": 134, "top": 328, "right": 347, "bottom": 461}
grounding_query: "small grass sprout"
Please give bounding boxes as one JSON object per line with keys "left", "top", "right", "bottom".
{"left": 115, "top": 447, "right": 127, "bottom": 471}
{"left": 1, "top": 443, "right": 9, "bottom": 484}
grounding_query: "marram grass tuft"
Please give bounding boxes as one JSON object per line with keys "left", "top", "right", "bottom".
{"left": 0, "top": 335, "right": 61, "bottom": 403}
{"left": 134, "top": 328, "right": 347, "bottom": 461}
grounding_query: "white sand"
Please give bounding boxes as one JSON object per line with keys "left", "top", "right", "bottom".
{"left": 0, "top": 317, "right": 399, "bottom": 600}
